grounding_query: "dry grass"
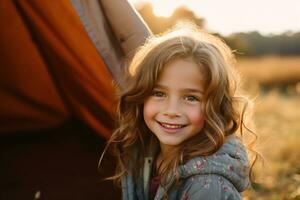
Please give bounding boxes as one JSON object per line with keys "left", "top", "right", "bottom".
{"left": 237, "top": 56, "right": 300, "bottom": 84}
{"left": 235, "top": 56, "right": 300, "bottom": 200}
{"left": 245, "top": 93, "right": 300, "bottom": 200}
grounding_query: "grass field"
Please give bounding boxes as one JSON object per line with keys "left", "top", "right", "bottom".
{"left": 235, "top": 56, "right": 300, "bottom": 200}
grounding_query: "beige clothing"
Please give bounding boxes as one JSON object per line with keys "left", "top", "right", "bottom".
{"left": 71, "top": 0, "right": 152, "bottom": 84}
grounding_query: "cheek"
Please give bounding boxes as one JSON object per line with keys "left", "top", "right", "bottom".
{"left": 143, "top": 100, "right": 157, "bottom": 121}
{"left": 187, "top": 106, "right": 205, "bottom": 125}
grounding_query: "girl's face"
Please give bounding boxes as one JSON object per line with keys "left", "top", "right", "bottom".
{"left": 143, "top": 59, "right": 205, "bottom": 154}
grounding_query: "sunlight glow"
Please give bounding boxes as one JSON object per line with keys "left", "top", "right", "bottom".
{"left": 150, "top": 0, "right": 185, "bottom": 17}
{"left": 129, "top": 0, "right": 300, "bottom": 35}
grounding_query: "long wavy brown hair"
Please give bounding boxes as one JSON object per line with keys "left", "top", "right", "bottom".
{"left": 101, "top": 23, "right": 257, "bottom": 188}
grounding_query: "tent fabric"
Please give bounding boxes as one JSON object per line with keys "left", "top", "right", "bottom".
{"left": 0, "top": 0, "right": 70, "bottom": 133}
{"left": 0, "top": 0, "right": 117, "bottom": 139}
{"left": 0, "top": 1, "right": 150, "bottom": 198}
{"left": 0, "top": 118, "right": 121, "bottom": 199}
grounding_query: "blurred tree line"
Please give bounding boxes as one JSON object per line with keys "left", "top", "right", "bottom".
{"left": 224, "top": 31, "right": 300, "bottom": 57}
{"left": 136, "top": 3, "right": 300, "bottom": 57}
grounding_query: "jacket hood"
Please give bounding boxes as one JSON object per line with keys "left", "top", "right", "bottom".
{"left": 177, "top": 135, "right": 250, "bottom": 192}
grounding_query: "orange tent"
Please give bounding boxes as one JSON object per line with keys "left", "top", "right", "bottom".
{"left": 0, "top": 0, "right": 117, "bottom": 138}
{"left": 0, "top": 0, "right": 150, "bottom": 199}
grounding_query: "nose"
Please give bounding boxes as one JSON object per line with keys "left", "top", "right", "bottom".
{"left": 163, "top": 97, "right": 181, "bottom": 118}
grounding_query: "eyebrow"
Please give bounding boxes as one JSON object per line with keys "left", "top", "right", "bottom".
{"left": 154, "top": 84, "right": 204, "bottom": 94}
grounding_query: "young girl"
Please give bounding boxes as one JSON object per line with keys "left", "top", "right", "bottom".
{"left": 104, "top": 23, "right": 254, "bottom": 199}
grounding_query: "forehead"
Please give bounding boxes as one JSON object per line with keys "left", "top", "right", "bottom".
{"left": 156, "top": 59, "right": 204, "bottom": 90}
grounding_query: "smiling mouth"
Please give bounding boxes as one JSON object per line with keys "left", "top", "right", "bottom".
{"left": 157, "top": 121, "right": 187, "bottom": 129}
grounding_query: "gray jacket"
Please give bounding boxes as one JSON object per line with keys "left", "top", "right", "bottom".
{"left": 122, "top": 136, "right": 250, "bottom": 200}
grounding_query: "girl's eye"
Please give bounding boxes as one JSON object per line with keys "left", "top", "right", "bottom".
{"left": 184, "top": 95, "right": 199, "bottom": 102}
{"left": 152, "top": 91, "right": 165, "bottom": 97}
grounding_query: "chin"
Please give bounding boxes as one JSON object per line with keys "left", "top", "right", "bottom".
{"left": 160, "top": 139, "right": 183, "bottom": 147}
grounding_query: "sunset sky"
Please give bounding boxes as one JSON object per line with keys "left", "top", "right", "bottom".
{"left": 129, "top": 0, "right": 300, "bottom": 36}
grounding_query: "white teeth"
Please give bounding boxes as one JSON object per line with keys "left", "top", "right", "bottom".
{"left": 160, "top": 123, "right": 183, "bottom": 129}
